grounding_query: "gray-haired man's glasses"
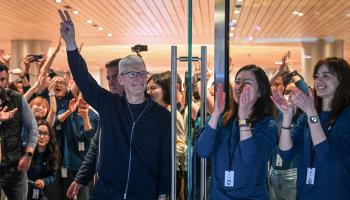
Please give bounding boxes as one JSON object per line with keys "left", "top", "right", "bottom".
{"left": 120, "top": 71, "right": 148, "bottom": 78}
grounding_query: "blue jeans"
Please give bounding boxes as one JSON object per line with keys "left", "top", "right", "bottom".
{"left": 0, "top": 167, "right": 28, "bottom": 200}
{"left": 269, "top": 168, "right": 297, "bottom": 200}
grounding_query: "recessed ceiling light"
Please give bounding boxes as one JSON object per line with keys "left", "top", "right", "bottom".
{"left": 107, "top": 33, "right": 113, "bottom": 37}
{"left": 230, "top": 19, "right": 237, "bottom": 27}
{"left": 87, "top": 19, "right": 93, "bottom": 24}
{"left": 55, "top": 0, "right": 62, "bottom": 3}
{"left": 275, "top": 61, "right": 283, "bottom": 65}
{"left": 98, "top": 27, "right": 104, "bottom": 31}
{"left": 230, "top": 27, "right": 235, "bottom": 31}
{"left": 304, "top": 55, "right": 312, "bottom": 59}
{"left": 255, "top": 25, "right": 261, "bottom": 30}
{"left": 298, "top": 12, "right": 304, "bottom": 16}
{"left": 248, "top": 36, "right": 254, "bottom": 41}
{"left": 229, "top": 33, "right": 234, "bottom": 37}
{"left": 73, "top": 10, "right": 79, "bottom": 15}
{"left": 292, "top": 11, "right": 299, "bottom": 15}
{"left": 234, "top": 10, "right": 240, "bottom": 14}
{"left": 237, "top": 0, "right": 244, "bottom": 2}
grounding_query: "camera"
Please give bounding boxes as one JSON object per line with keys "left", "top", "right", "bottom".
{"left": 29, "top": 55, "right": 43, "bottom": 62}
{"left": 131, "top": 45, "right": 148, "bottom": 57}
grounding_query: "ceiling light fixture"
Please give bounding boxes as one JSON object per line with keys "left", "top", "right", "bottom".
{"left": 107, "top": 33, "right": 113, "bottom": 37}
{"left": 237, "top": 0, "right": 244, "bottom": 2}
{"left": 275, "top": 61, "right": 283, "bottom": 65}
{"left": 98, "top": 27, "right": 104, "bottom": 31}
{"left": 86, "top": 19, "right": 93, "bottom": 24}
{"left": 230, "top": 27, "right": 235, "bottom": 31}
{"left": 293, "top": 11, "right": 304, "bottom": 16}
{"left": 55, "top": 0, "right": 62, "bottom": 3}
{"left": 234, "top": 10, "right": 240, "bottom": 14}
{"left": 73, "top": 10, "right": 79, "bottom": 15}
{"left": 229, "top": 33, "right": 234, "bottom": 37}
{"left": 248, "top": 36, "right": 254, "bottom": 41}
{"left": 255, "top": 25, "right": 261, "bottom": 30}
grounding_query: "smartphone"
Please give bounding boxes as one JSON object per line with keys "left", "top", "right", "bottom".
{"left": 29, "top": 55, "right": 43, "bottom": 62}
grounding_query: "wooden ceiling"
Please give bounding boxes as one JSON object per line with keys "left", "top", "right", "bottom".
{"left": 0, "top": 0, "right": 349, "bottom": 73}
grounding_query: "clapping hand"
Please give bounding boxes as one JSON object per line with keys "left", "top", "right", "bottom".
{"left": 68, "top": 98, "right": 78, "bottom": 114}
{"left": 213, "top": 83, "right": 226, "bottom": 116}
{"left": 237, "top": 86, "right": 255, "bottom": 119}
{"left": 290, "top": 88, "right": 316, "bottom": 116}
{"left": 271, "top": 89, "right": 295, "bottom": 122}
{"left": 0, "top": 106, "right": 18, "bottom": 122}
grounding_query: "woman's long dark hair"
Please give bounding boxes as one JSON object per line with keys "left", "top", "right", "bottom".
{"left": 223, "top": 65, "right": 276, "bottom": 126}
{"left": 147, "top": 71, "right": 182, "bottom": 106}
{"left": 35, "top": 120, "right": 60, "bottom": 171}
{"left": 313, "top": 57, "right": 350, "bottom": 125}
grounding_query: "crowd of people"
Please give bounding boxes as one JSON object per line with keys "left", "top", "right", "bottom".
{"left": 0, "top": 9, "right": 349, "bottom": 200}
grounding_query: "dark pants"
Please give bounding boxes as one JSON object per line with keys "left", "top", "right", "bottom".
{"left": 0, "top": 167, "right": 28, "bottom": 200}
{"left": 27, "top": 184, "right": 48, "bottom": 200}
{"left": 62, "top": 170, "right": 91, "bottom": 200}
{"left": 90, "top": 178, "right": 123, "bottom": 200}
{"left": 176, "top": 170, "right": 187, "bottom": 200}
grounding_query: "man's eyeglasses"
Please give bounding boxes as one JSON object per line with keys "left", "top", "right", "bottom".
{"left": 120, "top": 71, "right": 148, "bottom": 78}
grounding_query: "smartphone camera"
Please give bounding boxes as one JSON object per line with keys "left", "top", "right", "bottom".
{"left": 29, "top": 55, "right": 43, "bottom": 62}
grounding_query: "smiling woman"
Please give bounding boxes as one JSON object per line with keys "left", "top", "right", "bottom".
{"left": 27, "top": 120, "right": 60, "bottom": 200}
{"left": 197, "top": 65, "right": 277, "bottom": 200}
{"left": 273, "top": 57, "right": 350, "bottom": 200}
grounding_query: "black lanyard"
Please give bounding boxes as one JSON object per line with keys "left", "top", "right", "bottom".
{"left": 227, "top": 121, "right": 254, "bottom": 170}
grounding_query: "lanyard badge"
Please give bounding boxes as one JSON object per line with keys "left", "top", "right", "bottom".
{"left": 306, "top": 167, "right": 316, "bottom": 185}
{"left": 224, "top": 170, "right": 234, "bottom": 187}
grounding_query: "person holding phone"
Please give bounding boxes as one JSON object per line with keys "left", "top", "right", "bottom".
{"left": 197, "top": 65, "right": 277, "bottom": 199}
{"left": 271, "top": 57, "right": 350, "bottom": 200}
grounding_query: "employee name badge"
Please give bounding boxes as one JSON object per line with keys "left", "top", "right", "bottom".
{"left": 306, "top": 167, "right": 316, "bottom": 185}
{"left": 61, "top": 167, "right": 68, "bottom": 178}
{"left": 56, "top": 124, "right": 61, "bottom": 131}
{"left": 78, "top": 142, "right": 85, "bottom": 151}
{"left": 32, "top": 188, "right": 40, "bottom": 199}
{"left": 224, "top": 170, "right": 234, "bottom": 187}
{"left": 276, "top": 154, "right": 283, "bottom": 167}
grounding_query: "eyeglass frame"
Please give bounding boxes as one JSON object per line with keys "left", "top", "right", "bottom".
{"left": 38, "top": 130, "right": 50, "bottom": 137}
{"left": 120, "top": 71, "right": 149, "bottom": 78}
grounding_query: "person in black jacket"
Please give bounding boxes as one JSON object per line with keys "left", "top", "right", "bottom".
{"left": 59, "top": 10, "right": 171, "bottom": 200}
{"left": 66, "top": 58, "right": 124, "bottom": 199}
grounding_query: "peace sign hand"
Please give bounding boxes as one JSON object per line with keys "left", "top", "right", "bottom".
{"left": 58, "top": 10, "right": 77, "bottom": 50}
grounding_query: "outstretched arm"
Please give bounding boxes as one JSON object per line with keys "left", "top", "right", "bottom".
{"left": 58, "top": 10, "right": 111, "bottom": 111}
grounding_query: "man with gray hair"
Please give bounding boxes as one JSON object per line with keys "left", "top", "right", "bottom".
{"left": 58, "top": 10, "right": 170, "bottom": 200}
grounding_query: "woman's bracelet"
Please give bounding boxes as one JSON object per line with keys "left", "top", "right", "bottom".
{"left": 281, "top": 126, "right": 292, "bottom": 130}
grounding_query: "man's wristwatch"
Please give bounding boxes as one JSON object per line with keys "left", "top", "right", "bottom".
{"left": 239, "top": 119, "right": 251, "bottom": 127}
{"left": 24, "top": 152, "right": 33, "bottom": 159}
{"left": 309, "top": 115, "right": 319, "bottom": 124}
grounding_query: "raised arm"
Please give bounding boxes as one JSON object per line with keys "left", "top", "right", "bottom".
{"left": 23, "top": 73, "right": 45, "bottom": 101}
{"left": 38, "top": 37, "right": 62, "bottom": 77}
{"left": 197, "top": 83, "right": 225, "bottom": 157}
{"left": 46, "top": 78, "right": 57, "bottom": 127}
{"left": 58, "top": 9, "right": 111, "bottom": 111}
